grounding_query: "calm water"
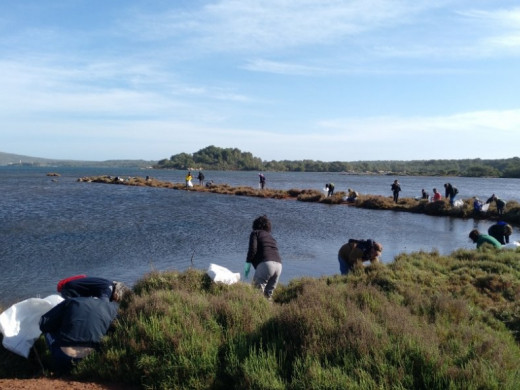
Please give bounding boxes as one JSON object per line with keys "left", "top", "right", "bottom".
{"left": 1, "top": 166, "right": 519, "bottom": 307}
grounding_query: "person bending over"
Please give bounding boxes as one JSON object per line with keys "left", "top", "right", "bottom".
{"left": 469, "top": 229, "right": 501, "bottom": 249}
{"left": 245, "top": 215, "right": 282, "bottom": 299}
{"left": 58, "top": 276, "right": 127, "bottom": 303}
{"left": 39, "top": 296, "right": 119, "bottom": 373}
{"left": 325, "top": 183, "right": 335, "bottom": 197}
{"left": 338, "top": 239, "right": 383, "bottom": 275}
{"left": 488, "top": 222, "right": 513, "bottom": 245}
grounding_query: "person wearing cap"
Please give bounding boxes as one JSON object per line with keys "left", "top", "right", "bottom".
{"left": 469, "top": 229, "right": 501, "bottom": 249}
{"left": 337, "top": 239, "right": 383, "bottom": 275}
{"left": 58, "top": 276, "right": 127, "bottom": 302}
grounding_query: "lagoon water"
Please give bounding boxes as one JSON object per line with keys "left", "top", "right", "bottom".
{"left": 1, "top": 166, "right": 519, "bottom": 307}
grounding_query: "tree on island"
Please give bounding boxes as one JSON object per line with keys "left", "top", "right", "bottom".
{"left": 154, "top": 146, "right": 520, "bottom": 178}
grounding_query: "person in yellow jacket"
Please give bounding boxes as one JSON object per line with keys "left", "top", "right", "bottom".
{"left": 338, "top": 239, "right": 383, "bottom": 275}
{"left": 185, "top": 171, "right": 193, "bottom": 189}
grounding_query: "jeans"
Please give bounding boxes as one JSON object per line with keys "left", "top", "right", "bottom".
{"left": 338, "top": 255, "right": 353, "bottom": 275}
{"left": 44, "top": 333, "right": 81, "bottom": 373}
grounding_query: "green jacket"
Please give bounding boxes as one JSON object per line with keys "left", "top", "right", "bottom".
{"left": 476, "top": 234, "right": 501, "bottom": 249}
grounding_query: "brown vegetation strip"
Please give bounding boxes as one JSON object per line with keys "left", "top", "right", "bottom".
{"left": 78, "top": 175, "right": 520, "bottom": 225}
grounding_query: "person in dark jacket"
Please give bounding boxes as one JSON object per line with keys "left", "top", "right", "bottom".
{"left": 488, "top": 222, "right": 513, "bottom": 244}
{"left": 391, "top": 180, "right": 401, "bottom": 203}
{"left": 486, "top": 194, "right": 506, "bottom": 215}
{"left": 325, "top": 183, "right": 335, "bottom": 197}
{"left": 444, "top": 183, "right": 458, "bottom": 206}
{"left": 245, "top": 215, "right": 282, "bottom": 298}
{"left": 39, "top": 296, "right": 119, "bottom": 373}
{"left": 58, "top": 276, "right": 127, "bottom": 303}
{"left": 258, "top": 173, "right": 266, "bottom": 189}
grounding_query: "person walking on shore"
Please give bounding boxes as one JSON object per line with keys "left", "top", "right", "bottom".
{"left": 391, "top": 180, "right": 401, "bottom": 203}
{"left": 197, "top": 171, "right": 205, "bottom": 186}
{"left": 245, "top": 215, "right": 282, "bottom": 299}
{"left": 337, "top": 239, "right": 383, "bottom": 275}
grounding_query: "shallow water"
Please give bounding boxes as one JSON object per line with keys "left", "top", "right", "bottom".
{"left": 0, "top": 166, "right": 518, "bottom": 306}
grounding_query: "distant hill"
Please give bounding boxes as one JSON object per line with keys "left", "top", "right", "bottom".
{"left": 0, "top": 151, "right": 155, "bottom": 168}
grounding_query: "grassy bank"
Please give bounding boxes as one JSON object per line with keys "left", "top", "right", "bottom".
{"left": 2, "top": 247, "right": 520, "bottom": 389}
{"left": 78, "top": 175, "right": 520, "bottom": 225}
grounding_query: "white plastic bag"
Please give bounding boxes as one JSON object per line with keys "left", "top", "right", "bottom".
{"left": 207, "top": 263, "right": 240, "bottom": 285}
{"left": 502, "top": 242, "right": 520, "bottom": 250}
{"left": 0, "top": 294, "right": 64, "bottom": 358}
{"left": 453, "top": 199, "right": 464, "bottom": 208}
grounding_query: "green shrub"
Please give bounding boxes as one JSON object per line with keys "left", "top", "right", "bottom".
{"left": 7, "top": 249, "right": 520, "bottom": 388}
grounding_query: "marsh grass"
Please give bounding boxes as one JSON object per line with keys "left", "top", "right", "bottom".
{"left": 78, "top": 176, "right": 520, "bottom": 224}
{"left": 0, "top": 249, "right": 508, "bottom": 388}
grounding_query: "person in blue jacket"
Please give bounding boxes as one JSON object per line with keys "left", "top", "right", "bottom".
{"left": 58, "top": 276, "right": 127, "bottom": 302}
{"left": 39, "top": 296, "right": 119, "bottom": 373}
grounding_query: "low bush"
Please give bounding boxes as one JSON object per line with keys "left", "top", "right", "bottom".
{"left": 297, "top": 189, "right": 324, "bottom": 202}
{"left": 46, "top": 249, "right": 518, "bottom": 388}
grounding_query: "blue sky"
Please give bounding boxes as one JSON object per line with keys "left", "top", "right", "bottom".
{"left": 1, "top": 1, "right": 520, "bottom": 162}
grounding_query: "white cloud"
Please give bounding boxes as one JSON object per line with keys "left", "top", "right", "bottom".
{"left": 318, "top": 109, "right": 520, "bottom": 139}
{"left": 126, "top": 0, "right": 434, "bottom": 53}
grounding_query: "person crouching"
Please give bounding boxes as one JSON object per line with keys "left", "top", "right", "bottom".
{"left": 338, "top": 239, "right": 383, "bottom": 275}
